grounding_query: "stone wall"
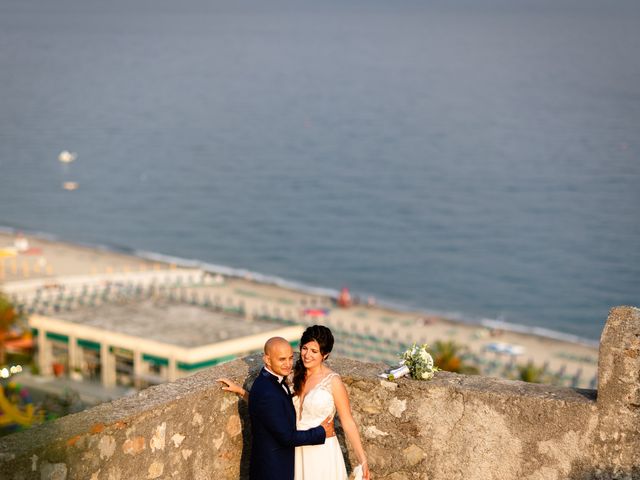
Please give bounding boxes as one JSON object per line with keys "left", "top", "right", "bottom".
{"left": 0, "top": 306, "right": 638, "bottom": 480}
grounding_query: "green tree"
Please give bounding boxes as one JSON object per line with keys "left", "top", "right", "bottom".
{"left": 517, "top": 361, "right": 545, "bottom": 383}
{"left": 432, "top": 340, "right": 479, "bottom": 375}
{"left": 0, "top": 292, "right": 19, "bottom": 365}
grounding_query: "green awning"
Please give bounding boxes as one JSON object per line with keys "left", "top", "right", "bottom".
{"left": 143, "top": 354, "right": 169, "bottom": 366}
{"left": 46, "top": 332, "right": 69, "bottom": 343}
{"left": 78, "top": 339, "right": 101, "bottom": 351}
{"left": 178, "top": 354, "right": 236, "bottom": 371}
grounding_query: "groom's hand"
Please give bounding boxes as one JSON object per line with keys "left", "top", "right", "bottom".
{"left": 320, "top": 416, "right": 335, "bottom": 437}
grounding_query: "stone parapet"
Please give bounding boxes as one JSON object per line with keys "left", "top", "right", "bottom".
{"left": 0, "top": 307, "right": 638, "bottom": 480}
{"left": 593, "top": 306, "right": 640, "bottom": 478}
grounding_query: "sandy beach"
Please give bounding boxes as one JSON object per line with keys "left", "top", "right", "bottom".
{"left": 0, "top": 231, "right": 599, "bottom": 388}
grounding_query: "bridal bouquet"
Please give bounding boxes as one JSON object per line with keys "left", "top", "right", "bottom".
{"left": 386, "top": 343, "right": 439, "bottom": 381}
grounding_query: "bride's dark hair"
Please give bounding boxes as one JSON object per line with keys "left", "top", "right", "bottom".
{"left": 292, "top": 325, "right": 334, "bottom": 396}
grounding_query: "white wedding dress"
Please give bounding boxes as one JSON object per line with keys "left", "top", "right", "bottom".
{"left": 293, "top": 372, "right": 348, "bottom": 480}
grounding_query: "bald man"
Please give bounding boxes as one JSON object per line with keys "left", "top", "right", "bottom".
{"left": 248, "top": 337, "right": 333, "bottom": 480}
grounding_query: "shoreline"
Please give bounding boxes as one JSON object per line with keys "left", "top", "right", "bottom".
{"left": 0, "top": 225, "right": 599, "bottom": 348}
{"left": 0, "top": 228, "right": 600, "bottom": 388}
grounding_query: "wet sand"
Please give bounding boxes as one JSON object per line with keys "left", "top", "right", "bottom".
{"left": 0, "top": 231, "right": 599, "bottom": 388}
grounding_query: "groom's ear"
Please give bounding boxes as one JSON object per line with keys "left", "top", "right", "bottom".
{"left": 263, "top": 354, "right": 270, "bottom": 369}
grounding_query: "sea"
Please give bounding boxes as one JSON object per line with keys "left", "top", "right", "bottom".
{"left": 1, "top": 0, "right": 639, "bottom": 343}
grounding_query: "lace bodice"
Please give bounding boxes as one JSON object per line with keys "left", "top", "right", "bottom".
{"left": 293, "top": 372, "right": 339, "bottom": 430}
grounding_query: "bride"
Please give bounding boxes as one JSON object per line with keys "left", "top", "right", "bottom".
{"left": 219, "top": 325, "right": 370, "bottom": 480}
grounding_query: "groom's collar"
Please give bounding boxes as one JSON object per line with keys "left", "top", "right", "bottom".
{"left": 263, "top": 366, "right": 284, "bottom": 383}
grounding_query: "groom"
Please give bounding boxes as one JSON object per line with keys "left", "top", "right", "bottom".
{"left": 249, "top": 336, "right": 333, "bottom": 480}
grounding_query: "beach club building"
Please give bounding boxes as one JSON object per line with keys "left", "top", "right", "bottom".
{"left": 29, "top": 300, "right": 304, "bottom": 389}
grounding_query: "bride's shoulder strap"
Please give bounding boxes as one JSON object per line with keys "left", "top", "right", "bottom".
{"left": 321, "top": 371, "right": 340, "bottom": 387}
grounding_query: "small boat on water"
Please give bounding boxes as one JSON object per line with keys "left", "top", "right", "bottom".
{"left": 62, "top": 182, "right": 79, "bottom": 191}
{"left": 58, "top": 150, "right": 77, "bottom": 163}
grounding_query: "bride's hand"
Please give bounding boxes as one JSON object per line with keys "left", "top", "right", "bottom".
{"left": 217, "top": 378, "right": 245, "bottom": 397}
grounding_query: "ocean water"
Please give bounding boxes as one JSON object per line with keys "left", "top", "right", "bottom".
{"left": 0, "top": 0, "right": 638, "bottom": 342}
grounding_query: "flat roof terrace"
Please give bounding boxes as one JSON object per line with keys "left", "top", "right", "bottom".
{"left": 55, "top": 299, "right": 280, "bottom": 348}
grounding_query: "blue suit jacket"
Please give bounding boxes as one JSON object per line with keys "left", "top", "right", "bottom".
{"left": 249, "top": 368, "right": 326, "bottom": 480}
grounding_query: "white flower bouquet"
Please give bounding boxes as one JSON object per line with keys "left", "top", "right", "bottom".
{"left": 385, "top": 343, "right": 439, "bottom": 381}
